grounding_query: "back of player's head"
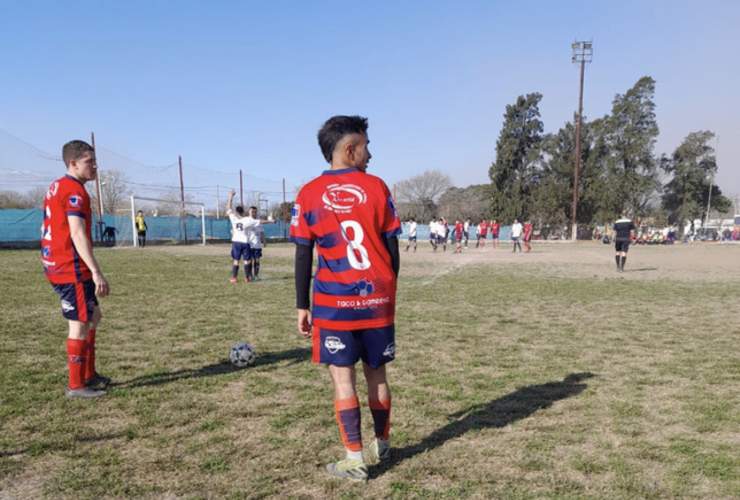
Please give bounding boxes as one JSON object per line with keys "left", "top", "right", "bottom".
{"left": 621, "top": 210, "right": 629, "bottom": 218}
{"left": 236, "top": 206, "right": 245, "bottom": 216}
{"left": 62, "top": 140, "right": 94, "bottom": 167}
{"left": 318, "top": 115, "right": 369, "bottom": 163}
{"left": 137, "top": 210, "right": 143, "bottom": 215}
{"left": 410, "top": 217, "right": 415, "bottom": 222}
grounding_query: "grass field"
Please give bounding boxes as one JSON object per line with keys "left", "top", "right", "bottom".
{"left": 1, "top": 242, "right": 739, "bottom": 500}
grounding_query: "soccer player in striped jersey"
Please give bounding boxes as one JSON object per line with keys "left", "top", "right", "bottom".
{"left": 42, "top": 140, "right": 110, "bottom": 398}
{"left": 453, "top": 219, "right": 464, "bottom": 253}
{"left": 523, "top": 220, "right": 533, "bottom": 252}
{"left": 291, "top": 115, "right": 401, "bottom": 481}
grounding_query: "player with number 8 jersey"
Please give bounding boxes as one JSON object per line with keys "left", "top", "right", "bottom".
{"left": 291, "top": 116, "right": 401, "bottom": 482}
{"left": 291, "top": 173, "right": 400, "bottom": 330}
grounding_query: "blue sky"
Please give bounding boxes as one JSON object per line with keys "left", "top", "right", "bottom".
{"left": 1, "top": 0, "right": 738, "bottom": 208}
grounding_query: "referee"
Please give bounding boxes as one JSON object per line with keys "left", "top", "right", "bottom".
{"left": 613, "top": 211, "right": 636, "bottom": 272}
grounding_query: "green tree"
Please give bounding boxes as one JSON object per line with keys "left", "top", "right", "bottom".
{"left": 661, "top": 131, "right": 731, "bottom": 231}
{"left": 531, "top": 114, "right": 612, "bottom": 230}
{"left": 604, "top": 76, "right": 660, "bottom": 218}
{"left": 488, "top": 93, "right": 544, "bottom": 223}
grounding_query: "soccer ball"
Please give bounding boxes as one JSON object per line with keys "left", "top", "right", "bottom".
{"left": 230, "top": 342, "right": 256, "bottom": 368}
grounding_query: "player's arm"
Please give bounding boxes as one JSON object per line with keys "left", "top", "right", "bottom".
{"left": 227, "top": 189, "right": 235, "bottom": 211}
{"left": 295, "top": 242, "right": 314, "bottom": 338}
{"left": 68, "top": 215, "right": 109, "bottom": 298}
{"left": 383, "top": 236, "right": 400, "bottom": 278}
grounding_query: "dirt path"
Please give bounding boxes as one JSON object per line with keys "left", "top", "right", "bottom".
{"left": 147, "top": 241, "right": 740, "bottom": 283}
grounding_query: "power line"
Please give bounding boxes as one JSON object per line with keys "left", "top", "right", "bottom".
{"left": 0, "top": 126, "right": 62, "bottom": 162}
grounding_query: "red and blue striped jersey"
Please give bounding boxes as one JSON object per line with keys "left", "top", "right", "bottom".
{"left": 41, "top": 175, "right": 93, "bottom": 284}
{"left": 290, "top": 168, "right": 401, "bottom": 330}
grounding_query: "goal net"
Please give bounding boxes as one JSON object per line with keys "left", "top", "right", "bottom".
{"left": 99, "top": 196, "right": 206, "bottom": 247}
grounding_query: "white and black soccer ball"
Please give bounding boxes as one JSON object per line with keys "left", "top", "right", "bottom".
{"left": 230, "top": 342, "right": 256, "bottom": 368}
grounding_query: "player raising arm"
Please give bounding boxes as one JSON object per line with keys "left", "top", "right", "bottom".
{"left": 226, "top": 190, "right": 259, "bottom": 283}
{"left": 291, "top": 115, "right": 401, "bottom": 482}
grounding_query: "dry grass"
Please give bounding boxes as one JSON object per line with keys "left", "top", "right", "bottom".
{"left": 1, "top": 242, "right": 739, "bottom": 499}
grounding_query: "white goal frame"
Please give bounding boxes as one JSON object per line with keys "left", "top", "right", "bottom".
{"left": 130, "top": 195, "right": 206, "bottom": 246}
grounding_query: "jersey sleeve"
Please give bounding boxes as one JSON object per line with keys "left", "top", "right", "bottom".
{"left": 63, "top": 183, "right": 87, "bottom": 219}
{"left": 379, "top": 181, "right": 401, "bottom": 240}
{"left": 290, "top": 188, "right": 314, "bottom": 246}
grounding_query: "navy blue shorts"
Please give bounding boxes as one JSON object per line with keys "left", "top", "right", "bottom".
{"left": 313, "top": 325, "right": 395, "bottom": 370}
{"left": 249, "top": 248, "right": 263, "bottom": 260}
{"left": 408, "top": 236, "right": 417, "bottom": 242}
{"left": 231, "top": 242, "right": 249, "bottom": 260}
{"left": 52, "top": 280, "right": 98, "bottom": 322}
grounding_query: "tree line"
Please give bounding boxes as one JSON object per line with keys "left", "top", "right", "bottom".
{"left": 394, "top": 76, "right": 731, "bottom": 235}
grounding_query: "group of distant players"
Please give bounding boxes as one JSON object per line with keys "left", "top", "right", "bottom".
{"left": 404, "top": 217, "right": 533, "bottom": 253}
{"left": 226, "top": 189, "right": 266, "bottom": 283}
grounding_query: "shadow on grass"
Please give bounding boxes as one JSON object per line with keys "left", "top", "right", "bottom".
{"left": 624, "top": 267, "right": 658, "bottom": 272}
{"left": 376, "top": 372, "right": 596, "bottom": 475}
{"left": 112, "top": 347, "right": 312, "bottom": 389}
{"left": 0, "top": 433, "right": 125, "bottom": 458}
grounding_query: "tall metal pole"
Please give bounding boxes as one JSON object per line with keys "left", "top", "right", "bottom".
{"left": 282, "top": 178, "right": 287, "bottom": 239}
{"left": 91, "top": 132, "right": 103, "bottom": 242}
{"left": 570, "top": 40, "right": 593, "bottom": 241}
{"left": 216, "top": 185, "right": 220, "bottom": 219}
{"left": 179, "top": 155, "right": 187, "bottom": 243}
{"left": 704, "top": 135, "right": 718, "bottom": 232}
{"left": 239, "top": 170, "right": 244, "bottom": 207}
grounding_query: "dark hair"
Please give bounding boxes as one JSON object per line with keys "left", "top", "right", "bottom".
{"left": 317, "top": 115, "right": 368, "bottom": 163}
{"left": 249, "top": 206, "right": 257, "bottom": 211}
{"left": 236, "top": 206, "right": 245, "bottom": 216}
{"left": 62, "top": 140, "right": 94, "bottom": 167}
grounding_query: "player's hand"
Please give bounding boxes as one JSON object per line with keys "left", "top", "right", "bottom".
{"left": 93, "top": 271, "right": 109, "bottom": 298}
{"left": 297, "top": 309, "right": 312, "bottom": 339}
{"left": 229, "top": 189, "right": 235, "bottom": 196}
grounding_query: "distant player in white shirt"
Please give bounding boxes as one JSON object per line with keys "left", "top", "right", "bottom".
{"left": 429, "top": 217, "right": 439, "bottom": 251}
{"left": 227, "top": 190, "right": 259, "bottom": 283}
{"left": 510, "top": 218, "right": 523, "bottom": 253}
{"left": 405, "top": 218, "right": 418, "bottom": 252}
{"left": 245, "top": 206, "right": 266, "bottom": 281}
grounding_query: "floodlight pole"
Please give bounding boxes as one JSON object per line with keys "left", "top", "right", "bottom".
{"left": 704, "top": 135, "right": 718, "bottom": 232}
{"left": 570, "top": 40, "right": 593, "bottom": 241}
{"left": 179, "top": 155, "right": 187, "bottom": 244}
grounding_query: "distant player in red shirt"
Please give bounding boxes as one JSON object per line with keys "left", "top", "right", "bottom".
{"left": 453, "top": 219, "right": 464, "bottom": 253}
{"left": 490, "top": 219, "right": 500, "bottom": 249}
{"left": 523, "top": 220, "right": 533, "bottom": 252}
{"left": 42, "top": 140, "right": 110, "bottom": 398}
{"left": 291, "top": 116, "right": 401, "bottom": 481}
{"left": 477, "top": 219, "right": 488, "bottom": 248}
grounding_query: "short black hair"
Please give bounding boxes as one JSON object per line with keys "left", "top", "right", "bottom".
{"left": 236, "top": 206, "right": 244, "bottom": 216}
{"left": 317, "top": 115, "right": 368, "bottom": 163}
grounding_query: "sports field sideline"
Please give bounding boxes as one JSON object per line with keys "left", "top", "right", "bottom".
{"left": 1, "top": 242, "right": 738, "bottom": 499}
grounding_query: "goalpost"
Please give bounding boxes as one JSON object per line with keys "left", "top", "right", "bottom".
{"left": 130, "top": 195, "right": 206, "bottom": 246}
